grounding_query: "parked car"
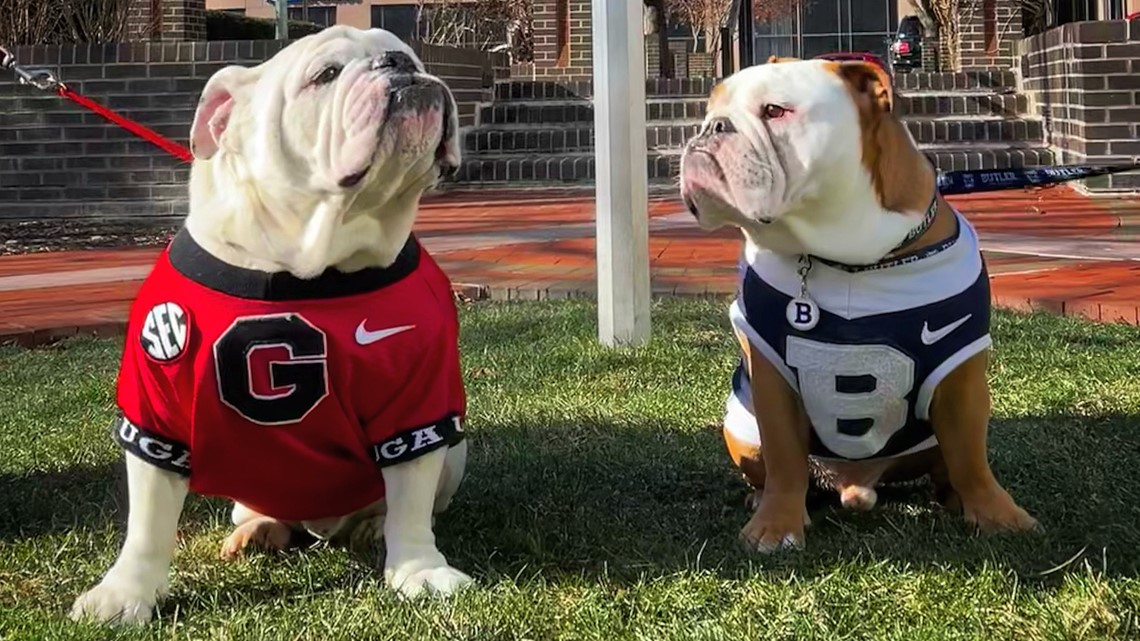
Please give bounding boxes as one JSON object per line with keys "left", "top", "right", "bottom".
{"left": 889, "top": 15, "right": 924, "bottom": 71}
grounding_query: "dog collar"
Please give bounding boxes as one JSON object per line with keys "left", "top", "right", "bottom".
{"left": 784, "top": 194, "right": 948, "bottom": 331}
{"left": 808, "top": 193, "right": 941, "bottom": 274}
{"left": 890, "top": 193, "right": 940, "bottom": 254}
{"left": 168, "top": 229, "right": 422, "bottom": 301}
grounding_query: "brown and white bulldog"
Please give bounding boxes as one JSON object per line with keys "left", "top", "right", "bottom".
{"left": 679, "top": 57, "right": 1039, "bottom": 552}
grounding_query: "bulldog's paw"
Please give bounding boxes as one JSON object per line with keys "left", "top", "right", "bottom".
{"left": 962, "top": 488, "right": 1040, "bottom": 534}
{"left": 385, "top": 551, "right": 473, "bottom": 599}
{"left": 740, "top": 494, "right": 811, "bottom": 553}
{"left": 388, "top": 565, "right": 473, "bottom": 599}
{"left": 219, "top": 517, "right": 292, "bottom": 560}
{"left": 70, "top": 581, "right": 159, "bottom": 626}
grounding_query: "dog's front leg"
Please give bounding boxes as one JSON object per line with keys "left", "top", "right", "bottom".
{"left": 381, "top": 445, "right": 472, "bottom": 598}
{"left": 739, "top": 340, "right": 813, "bottom": 553}
{"left": 71, "top": 453, "right": 188, "bottom": 625}
{"left": 930, "top": 351, "right": 1039, "bottom": 534}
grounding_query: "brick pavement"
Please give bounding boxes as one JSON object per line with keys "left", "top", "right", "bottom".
{"left": 1, "top": 184, "right": 1138, "bottom": 347}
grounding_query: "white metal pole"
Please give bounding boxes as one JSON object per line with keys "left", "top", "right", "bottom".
{"left": 592, "top": 0, "right": 651, "bottom": 346}
{"left": 276, "top": 0, "right": 289, "bottom": 40}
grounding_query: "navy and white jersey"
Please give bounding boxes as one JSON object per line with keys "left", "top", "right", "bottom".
{"left": 725, "top": 211, "right": 991, "bottom": 461}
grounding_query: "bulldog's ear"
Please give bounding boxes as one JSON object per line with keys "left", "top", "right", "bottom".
{"left": 835, "top": 61, "right": 893, "bottom": 113}
{"left": 190, "top": 65, "right": 251, "bottom": 160}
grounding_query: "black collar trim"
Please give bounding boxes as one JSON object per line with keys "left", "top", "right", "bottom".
{"left": 167, "top": 228, "right": 421, "bottom": 301}
{"left": 810, "top": 212, "right": 961, "bottom": 274}
{"left": 890, "top": 194, "right": 939, "bottom": 253}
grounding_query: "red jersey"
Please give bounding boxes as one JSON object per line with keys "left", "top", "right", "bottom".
{"left": 115, "top": 230, "right": 466, "bottom": 522}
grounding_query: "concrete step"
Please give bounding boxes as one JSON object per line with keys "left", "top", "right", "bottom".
{"left": 463, "top": 117, "right": 1044, "bottom": 154}
{"left": 479, "top": 96, "right": 1031, "bottom": 126}
{"left": 453, "top": 146, "right": 1056, "bottom": 185}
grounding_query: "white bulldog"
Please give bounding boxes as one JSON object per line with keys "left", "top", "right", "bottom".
{"left": 680, "top": 58, "right": 1037, "bottom": 552}
{"left": 71, "top": 26, "right": 473, "bottom": 625}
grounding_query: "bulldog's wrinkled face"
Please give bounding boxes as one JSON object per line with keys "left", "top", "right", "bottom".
{"left": 679, "top": 59, "right": 892, "bottom": 234}
{"left": 189, "top": 26, "right": 459, "bottom": 197}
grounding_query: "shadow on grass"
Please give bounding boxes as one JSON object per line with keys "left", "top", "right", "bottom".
{"left": 438, "top": 412, "right": 1140, "bottom": 587}
{"left": 0, "top": 462, "right": 126, "bottom": 543}
{"left": 5, "top": 411, "right": 1137, "bottom": 613}
{"left": 0, "top": 458, "right": 229, "bottom": 544}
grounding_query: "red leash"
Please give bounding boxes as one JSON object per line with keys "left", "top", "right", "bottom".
{"left": 2, "top": 45, "right": 194, "bottom": 162}
{"left": 57, "top": 85, "right": 194, "bottom": 162}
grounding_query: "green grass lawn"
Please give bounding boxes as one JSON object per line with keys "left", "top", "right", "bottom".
{"left": 2, "top": 299, "right": 1139, "bottom": 640}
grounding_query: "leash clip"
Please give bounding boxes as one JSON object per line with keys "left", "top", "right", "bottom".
{"left": 0, "top": 45, "right": 63, "bottom": 91}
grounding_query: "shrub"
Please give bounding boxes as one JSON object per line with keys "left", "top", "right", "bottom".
{"left": 206, "top": 10, "right": 324, "bottom": 41}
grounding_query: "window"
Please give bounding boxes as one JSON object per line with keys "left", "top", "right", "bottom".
{"left": 371, "top": 4, "right": 419, "bottom": 41}
{"left": 222, "top": 8, "right": 245, "bottom": 16}
{"left": 289, "top": 5, "right": 336, "bottom": 27}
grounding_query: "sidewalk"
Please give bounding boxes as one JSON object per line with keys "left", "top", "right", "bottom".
{"left": 2, "top": 184, "right": 1138, "bottom": 346}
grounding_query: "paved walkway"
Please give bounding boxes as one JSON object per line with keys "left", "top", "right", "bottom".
{"left": 2, "top": 184, "right": 1139, "bottom": 346}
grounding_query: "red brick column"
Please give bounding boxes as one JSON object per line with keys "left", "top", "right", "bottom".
{"left": 959, "top": 0, "right": 1021, "bottom": 69}
{"left": 125, "top": 0, "right": 205, "bottom": 42}
{"left": 125, "top": 0, "right": 161, "bottom": 41}
{"left": 526, "top": 0, "right": 593, "bottom": 79}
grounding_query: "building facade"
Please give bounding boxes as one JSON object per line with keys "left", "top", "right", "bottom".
{"left": 206, "top": 0, "right": 424, "bottom": 40}
{"left": 202, "top": 0, "right": 1140, "bottom": 76}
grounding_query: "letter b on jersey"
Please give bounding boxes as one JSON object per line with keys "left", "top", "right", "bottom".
{"left": 214, "top": 313, "right": 329, "bottom": 425}
{"left": 785, "top": 336, "right": 915, "bottom": 459}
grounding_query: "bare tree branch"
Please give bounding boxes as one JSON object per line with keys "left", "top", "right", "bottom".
{"left": 0, "top": 0, "right": 129, "bottom": 45}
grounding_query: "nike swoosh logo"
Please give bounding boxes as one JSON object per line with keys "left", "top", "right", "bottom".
{"left": 355, "top": 322, "right": 415, "bottom": 346}
{"left": 921, "top": 314, "right": 972, "bottom": 345}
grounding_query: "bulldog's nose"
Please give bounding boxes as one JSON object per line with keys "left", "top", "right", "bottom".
{"left": 705, "top": 117, "right": 736, "bottom": 135}
{"left": 372, "top": 51, "right": 418, "bottom": 74}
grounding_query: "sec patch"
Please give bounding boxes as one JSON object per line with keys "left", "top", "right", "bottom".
{"left": 140, "top": 302, "right": 190, "bottom": 363}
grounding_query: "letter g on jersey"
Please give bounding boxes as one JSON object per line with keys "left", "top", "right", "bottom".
{"left": 213, "top": 313, "right": 330, "bottom": 426}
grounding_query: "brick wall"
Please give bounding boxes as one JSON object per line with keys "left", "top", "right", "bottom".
{"left": 1019, "top": 20, "right": 1140, "bottom": 192}
{"left": 644, "top": 39, "right": 715, "bottom": 79}
{"left": 959, "top": 0, "right": 1022, "bottom": 69}
{"left": 126, "top": 0, "right": 206, "bottom": 42}
{"left": 0, "top": 41, "right": 508, "bottom": 220}
{"left": 526, "top": 0, "right": 593, "bottom": 80}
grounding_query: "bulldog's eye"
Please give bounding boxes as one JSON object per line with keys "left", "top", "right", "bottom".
{"left": 761, "top": 104, "right": 788, "bottom": 120}
{"left": 312, "top": 65, "right": 342, "bottom": 86}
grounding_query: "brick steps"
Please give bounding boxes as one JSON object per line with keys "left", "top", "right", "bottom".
{"left": 476, "top": 99, "right": 706, "bottom": 126}
{"left": 464, "top": 117, "right": 1045, "bottom": 154}
{"left": 894, "top": 69, "right": 1018, "bottom": 92}
{"left": 492, "top": 71, "right": 1017, "bottom": 100}
{"left": 492, "top": 78, "right": 717, "bottom": 101}
{"left": 454, "top": 146, "right": 1055, "bottom": 184}
{"left": 479, "top": 92, "right": 1029, "bottom": 119}
{"left": 477, "top": 98, "right": 1036, "bottom": 127}
{"left": 896, "top": 92, "right": 1028, "bottom": 117}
